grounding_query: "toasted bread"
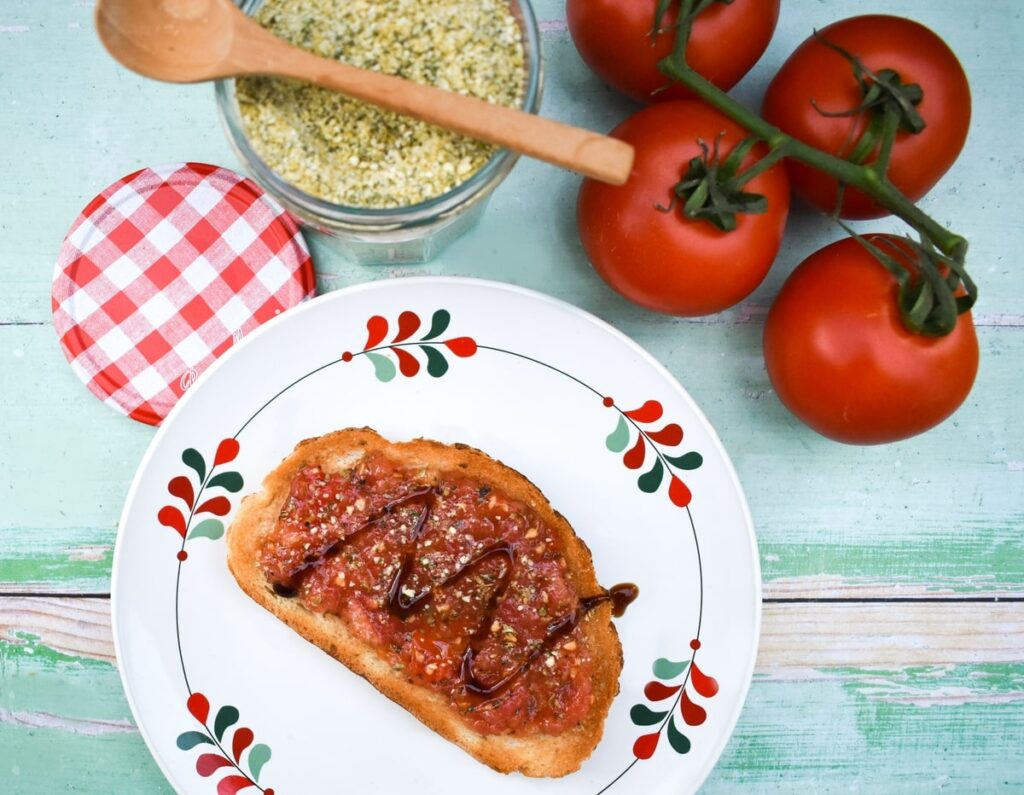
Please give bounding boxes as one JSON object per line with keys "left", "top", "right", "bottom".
{"left": 226, "top": 428, "right": 623, "bottom": 777}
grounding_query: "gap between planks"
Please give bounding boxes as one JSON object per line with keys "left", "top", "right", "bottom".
{"left": 1, "top": 596, "right": 1022, "bottom": 671}
{"left": 2, "top": 312, "right": 1024, "bottom": 328}
{"left": 3, "top": 592, "right": 1024, "bottom": 602}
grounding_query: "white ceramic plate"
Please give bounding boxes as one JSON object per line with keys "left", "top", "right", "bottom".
{"left": 112, "top": 278, "right": 760, "bottom": 795}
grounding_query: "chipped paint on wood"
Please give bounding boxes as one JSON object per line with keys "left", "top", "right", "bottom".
{"left": 0, "top": 598, "right": 116, "bottom": 663}
{"left": 0, "top": 708, "right": 135, "bottom": 735}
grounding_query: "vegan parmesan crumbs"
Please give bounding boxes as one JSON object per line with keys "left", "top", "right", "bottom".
{"left": 236, "top": 0, "right": 527, "bottom": 208}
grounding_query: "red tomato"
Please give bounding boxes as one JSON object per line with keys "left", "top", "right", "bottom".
{"left": 763, "top": 236, "right": 979, "bottom": 444}
{"left": 577, "top": 101, "right": 790, "bottom": 316}
{"left": 762, "top": 15, "right": 971, "bottom": 219}
{"left": 567, "top": 0, "right": 780, "bottom": 104}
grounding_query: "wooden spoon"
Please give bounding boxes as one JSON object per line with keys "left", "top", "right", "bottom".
{"left": 94, "top": 0, "right": 634, "bottom": 185}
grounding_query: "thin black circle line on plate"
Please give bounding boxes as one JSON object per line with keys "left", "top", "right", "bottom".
{"left": 595, "top": 757, "right": 640, "bottom": 795}
{"left": 687, "top": 505, "right": 704, "bottom": 640}
{"left": 174, "top": 340, "right": 705, "bottom": 793}
{"left": 173, "top": 464, "right": 267, "bottom": 792}
{"left": 175, "top": 465, "right": 216, "bottom": 696}
{"left": 234, "top": 359, "right": 343, "bottom": 439}
{"left": 475, "top": 345, "right": 609, "bottom": 400}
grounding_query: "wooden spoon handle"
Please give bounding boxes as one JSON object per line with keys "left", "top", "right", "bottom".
{"left": 243, "top": 39, "right": 635, "bottom": 185}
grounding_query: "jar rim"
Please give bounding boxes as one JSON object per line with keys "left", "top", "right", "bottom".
{"left": 214, "top": 0, "right": 543, "bottom": 229}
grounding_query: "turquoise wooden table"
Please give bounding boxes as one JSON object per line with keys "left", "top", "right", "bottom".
{"left": 2, "top": 0, "right": 1022, "bottom": 791}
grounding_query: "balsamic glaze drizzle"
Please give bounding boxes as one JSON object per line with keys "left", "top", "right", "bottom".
{"left": 269, "top": 482, "right": 637, "bottom": 697}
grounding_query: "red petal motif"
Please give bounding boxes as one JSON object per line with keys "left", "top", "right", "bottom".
{"left": 625, "top": 400, "right": 663, "bottom": 423}
{"left": 232, "top": 728, "right": 254, "bottom": 762}
{"left": 196, "top": 754, "right": 233, "bottom": 777}
{"left": 393, "top": 311, "right": 421, "bottom": 343}
{"left": 633, "top": 732, "right": 660, "bottom": 760}
{"left": 187, "top": 692, "right": 210, "bottom": 724}
{"left": 444, "top": 337, "right": 477, "bottom": 357}
{"left": 690, "top": 662, "right": 719, "bottom": 698}
{"left": 364, "top": 316, "right": 389, "bottom": 349}
{"left": 668, "top": 476, "right": 692, "bottom": 507}
{"left": 167, "top": 477, "right": 194, "bottom": 510}
{"left": 217, "top": 775, "right": 254, "bottom": 795}
{"left": 196, "top": 496, "right": 231, "bottom": 516}
{"left": 214, "top": 438, "right": 239, "bottom": 466}
{"left": 623, "top": 435, "right": 646, "bottom": 470}
{"left": 644, "top": 681, "right": 682, "bottom": 701}
{"left": 394, "top": 347, "right": 420, "bottom": 377}
{"left": 680, "top": 689, "right": 707, "bottom": 726}
{"left": 647, "top": 423, "right": 683, "bottom": 446}
{"left": 158, "top": 506, "right": 186, "bottom": 537}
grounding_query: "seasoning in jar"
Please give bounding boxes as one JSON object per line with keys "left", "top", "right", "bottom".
{"left": 235, "top": 0, "right": 527, "bottom": 209}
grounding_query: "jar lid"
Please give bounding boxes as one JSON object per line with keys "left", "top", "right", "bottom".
{"left": 52, "top": 162, "right": 316, "bottom": 425}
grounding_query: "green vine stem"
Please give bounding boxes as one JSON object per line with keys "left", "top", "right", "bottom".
{"left": 658, "top": 55, "right": 968, "bottom": 263}
{"left": 659, "top": 0, "right": 970, "bottom": 270}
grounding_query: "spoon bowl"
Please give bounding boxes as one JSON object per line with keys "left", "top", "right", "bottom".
{"left": 96, "top": 0, "right": 242, "bottom": 82}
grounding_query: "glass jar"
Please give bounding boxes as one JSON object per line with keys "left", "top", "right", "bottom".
{"left": 215, "top": 0, "right": 543, "bottom": 266}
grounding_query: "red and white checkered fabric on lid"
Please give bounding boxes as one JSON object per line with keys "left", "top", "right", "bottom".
{"left": 52, "top": 162, "right": 316, "bottom": 425}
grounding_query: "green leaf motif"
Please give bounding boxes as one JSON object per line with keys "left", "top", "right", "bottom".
{"left": 421, "top": 309, "right": 451, "bottom": 341}
{"left": 638, "top": 458, "right": 664, "bottom": 493}
{"left": 653, "top": 657, "right": 689, "bottom": 680}
{"left": 214, "top": 705, "right": 239, "bottom": 741}
{"left": 421, "top": 345, "right": 449, "bottom": 378}
{"left": 208, "top": 471, "right": 244, "bottom": 493}
{"left": 248, "top": 743, "right": 272, "bottom": 782}
{"left": 630, "top": 704, "right": 668, "bottom": 726}
{"left": 182, "top": 448, "right": 206, "bottom": 482}
{"left": 176, "top": 731, "right": 213, "bottom": 750}
{"left": 668, "top": 715, "right": 692, "bottom": 754}
{"left": 365, "top": 352, "right": 396, "bottom": 382}
{"left": 665, "top": 452, "right": 704, "bottom": 470}
{"left": 188, "top": 518, "right": 225, "bottom": 541}
{"left": 605, "top": 415, "right": 630, "bottom": 453}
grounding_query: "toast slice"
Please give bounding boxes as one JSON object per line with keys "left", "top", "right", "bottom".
{"left": 226, "top": 428, "right": 626, "bottom": 777}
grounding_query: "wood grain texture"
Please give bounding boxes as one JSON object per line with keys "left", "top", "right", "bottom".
{"left": 6, "top": 597, "right": 1024, "bottom": 675}
{"left": 1, "top": 597, "right": 1022, "bottom": 792}
{"left": 1, "top": 0, "right": 1022, "bottom": 791}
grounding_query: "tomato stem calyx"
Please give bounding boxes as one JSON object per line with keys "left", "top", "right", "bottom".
{"left": 843, "top": 226, "right": 977, "bottom": 337}
{"left": 658, "top": 134, "right": 769, "bottom": 231}
{"left": 811, "top": 33, "right": 926, "bottom": 136}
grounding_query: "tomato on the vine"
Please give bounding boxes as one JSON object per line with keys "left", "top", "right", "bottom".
{"left": 762, "top": 15, "right": 971, "bottom": 219}
{"left": 577, "top": 101, "right": 790, "bottom": 316}
{"left": 567, "top": 0, "right": 780, "bottom": 104}
{"left": 763, "top": 236, "right": 979, "bottom": 444}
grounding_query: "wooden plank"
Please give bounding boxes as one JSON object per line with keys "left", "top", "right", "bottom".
{"left": 712, "top": 678, "right": 1024, "bottom": 792}
{"left": 0, "top": 727, "right": 170, "bottom": 794}
{"left": 1, "top": 597, "right": 1021, "bottom": 792}
{"left": 3, "top": 324, "right": 1021, "bottom": 596}
{"left": 0, "top": 527, "right": 115, "bottom": 596}
{"left": 0, "top": 597, "right": 114, "bottom": 664}
{"left": 5, "top": 597, "right": 1022, "bottom": 674}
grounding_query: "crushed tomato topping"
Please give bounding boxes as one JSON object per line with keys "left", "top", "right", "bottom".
{"left": 259, "top": 453, "right": 595, "bottom": 735}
